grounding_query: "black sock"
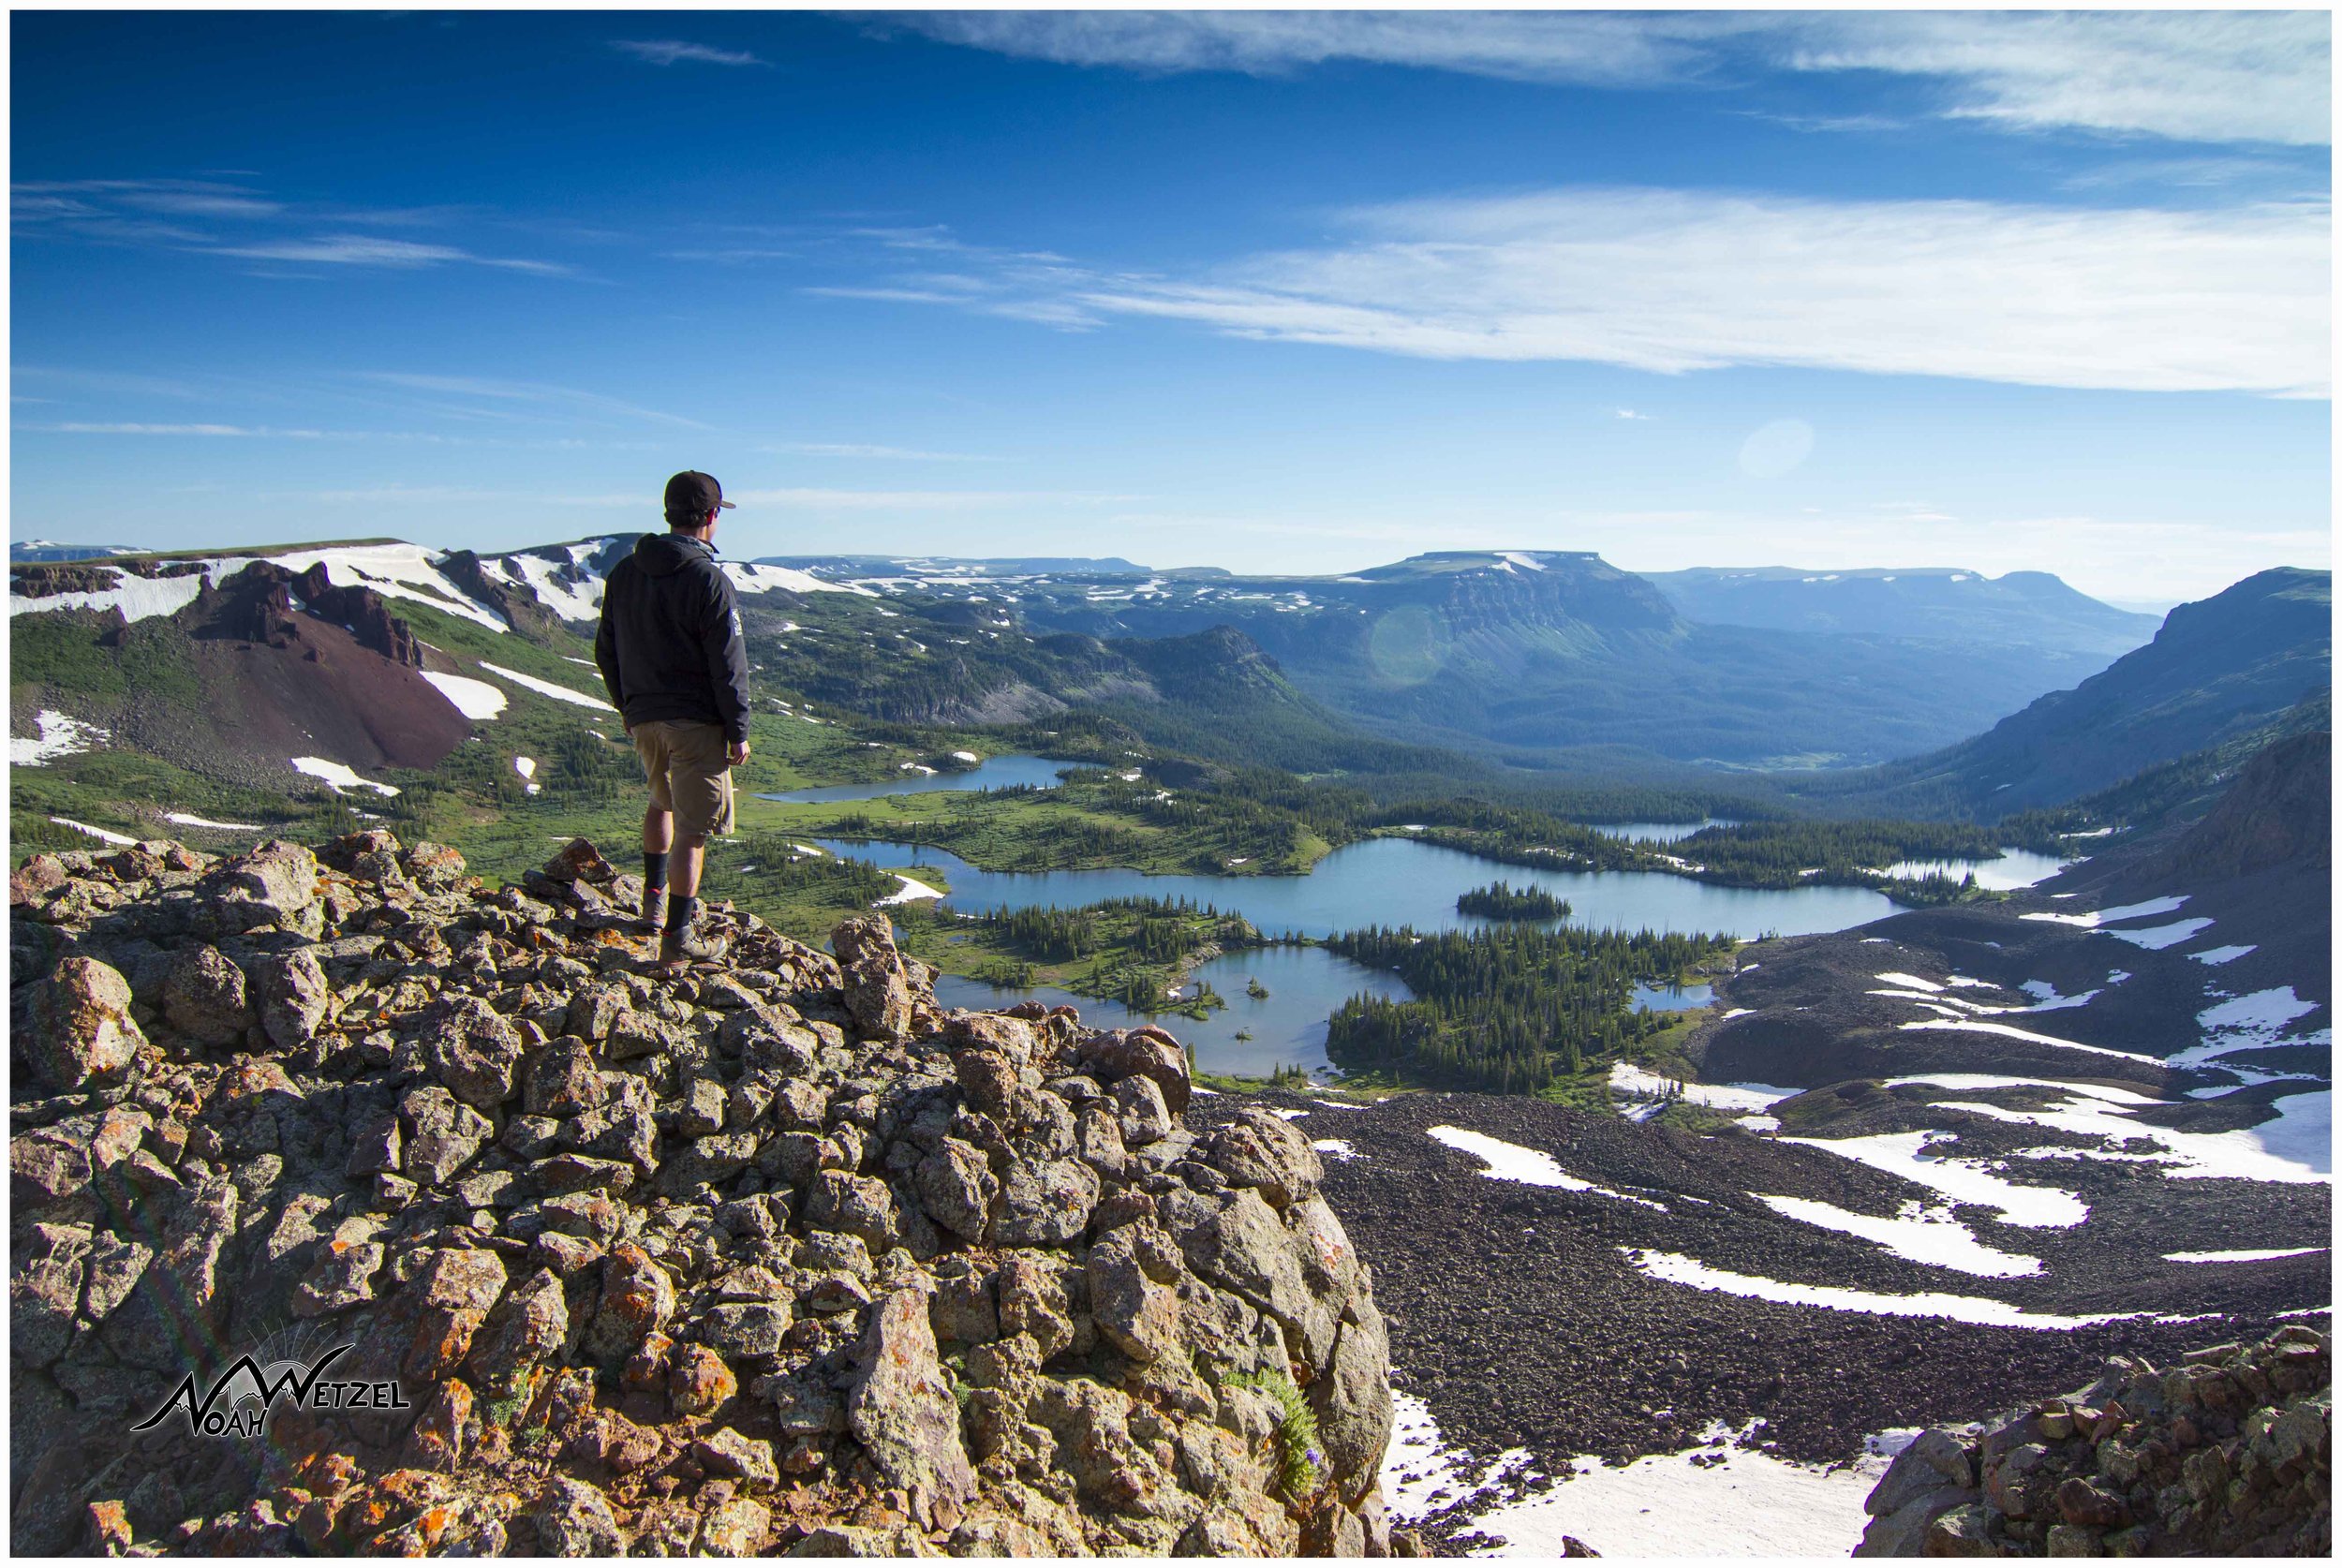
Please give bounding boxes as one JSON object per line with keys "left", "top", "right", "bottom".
{"left": 663, "top": 895, "right": 700, "bottom": 934}
{"left": 644, "top": 852, "right": 670, "bottom": 892}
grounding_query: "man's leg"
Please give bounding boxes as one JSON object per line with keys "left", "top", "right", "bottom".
{"left": 640, "top": 804, "right": 674, "bottom": 931}
{"left": 669, "top": 835, "right": 706, "bottom": 899}
{"left": 658, "top": 725, "right": 730, "bottom": 963}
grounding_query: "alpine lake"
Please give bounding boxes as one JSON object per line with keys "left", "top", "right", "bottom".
{"left": 762, "top": 758, "right": 2062, "bottom": 1076}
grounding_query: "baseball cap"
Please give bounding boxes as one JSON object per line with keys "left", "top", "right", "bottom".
{"left": 663, "top": 470, "right": 736, "bottom": 520}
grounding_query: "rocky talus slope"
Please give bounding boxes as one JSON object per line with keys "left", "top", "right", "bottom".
{"left": 1857, "top": 1327, "right": 2329, "bottom": 1557}
{"left": 9, "top": 834, "right": 1396, "bottom": 1556}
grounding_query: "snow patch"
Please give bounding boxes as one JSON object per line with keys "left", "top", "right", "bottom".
{"left": 10, "top": 710, "right": 110, "bottom": 766}
{"left": 2021, "top": 895, "right": 2188, "bottom": 929}
{"left": 1383, "top": 1395, "right": 1887, "bottom": 1559}
{"left": 1312, "top": 1139, "right": 1361, "bottom": 1161}
{"left": 2164, "top": 1248, "right": 2327, "bottom": 1265}
{"left": 48, "top": 816, "right": 138, "bottom": 846}
{"left": 1429, "top": 1127, "right": 1667, "bottom": 1210}
{"left": 478, "top": 661, "right": 616, "bottom": 712}
{"left": 1625, "top": 1249, "right": 2133, "bottom": 1329}
{"left": 290, "top": 757, "right": 399, "bottom": 796}
{"left": 1779, "top": 1130, "right": 2088, "bottom": 1228}
{"left": 1753, "top": 1194, "right": 2042, "bottom": 1279}
{"left": 1895, "top": 1017, "right": 2163, "bottom": 1065}
{"left": 2190, "top": 945, "right": 2258, "bottom": 966}
{"left": 1608, "top": 1063, "right": 1795, "bottom": 1115}
{"left": 420, "top": 671, "right": 509, "bottom": 720}
{"left": 2105, "top": 917, "right": 2216, "bottom": 951}
{"left": 875, "top": 873, "right": 944, "bottom": 907}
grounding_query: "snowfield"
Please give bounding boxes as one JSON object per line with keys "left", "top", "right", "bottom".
{"left": 1623, "top": 1250, "right": 2131, "bottom": 1330}
{"left": 289, "top": 757, "right": 400, "bottom": 796}
{"left": 477, "top": 661, "right": 616, "bottom": 713}
{"left": 1382, "top": 1393, "right": 1883, "bottom": 1558}
{"left": 875, "top": 874, "right": 945, "bottom": 907}
{"left": 1429, "top": 1127, "right": 1668, "bottom": 1211}
{"left": 2020, "top": 895, "right": 2189, "bottom": 929}
{"left": 1778, "top": 1129, "right": 2089, "bottom": 1228}
{"left": 49, "top": 816, "right": 138, "bottom": 846}
{"left": 1752, "top": 1193, "right": 2043, "bottom": 1279}
{"left": 420, "top": 671, "right": 509, "bottom": 720}
{"left": 10, "top": 710, "right": 110, "bottom": 766}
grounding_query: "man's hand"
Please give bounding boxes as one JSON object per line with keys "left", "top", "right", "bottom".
{"left": 727, "top": 739, "right": 750, "bottom": 768}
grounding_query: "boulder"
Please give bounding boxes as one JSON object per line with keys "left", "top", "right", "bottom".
{"left": 847, "top": 1288, "right": 979, "bottom": 1518}
{"left": 22, "top": 956, "right": 144, "bottom": 1088}
{"left": 160, "top": 944, "right": 253, "bottom": 1045}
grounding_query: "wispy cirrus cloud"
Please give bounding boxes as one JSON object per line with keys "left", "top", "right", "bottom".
{"left": 17, "top": 422, "right": 334, "bottom": 437}
{"left": 884, "top": 11, "right": 1707, "bottom": 88}
{"left": 611, "top": 39, "right": 765, "bottom": 67}
{"left": 359, "top": 373, "right": 711, "bottom": 429}
{"left": 733, "top": 487, "right": 1139, "bottom": 510}
{"left": 12, "top": 177, "right": 572, "bottom": 276}
{"left": 772, "top": 442, "right": 996, "bottom": 462}
{"left": 822, "top": 188, "right": 2330, "bottom": 397}
{"left": 209, "top": 235, "right": 573, "bottom": 274}
{"left": 890, "top": 9, "right": 2330, "bottom": 146}
{"left": 1774, "top": 10, "right": 2329, "bottom": 147}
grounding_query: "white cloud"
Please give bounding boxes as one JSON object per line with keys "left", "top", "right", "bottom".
{"left": 1613, "top": 408, "right": 1652, "bottom": 421}
{"left": 885, "top": 188, "right": 2328, "bottom": 395}
{"left": 773, "top": 443, "right": 994, "bottom": 461}
{"left": 733, "top": 488, "right": 1140, "bottom": 510}
{"left": 1777, "top": 11, "right": 2331, "bottom": 148}
{"left": 119, "top": 190, "right": 284, "bottom": 217}
{"left": 206, "top": 234, "right": 571, "bottom": 274}
{"left": 359, "top": 373, "right": 708, "bottom": 429}
{"left": 612, "top": 39, "right": 764, "bottom": 67}
{"left": 897, "top": 10, "right": 2330, "bottom": 147}
{"left": 885, "top": 11, "right": 1703, "bottom": 87}
{"left": 20, "top": 422, "right": 330, "bottom": 437}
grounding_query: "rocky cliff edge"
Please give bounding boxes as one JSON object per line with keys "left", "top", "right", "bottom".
{"left": 9, "top": 832, "right": 1397, "bottom": 1556}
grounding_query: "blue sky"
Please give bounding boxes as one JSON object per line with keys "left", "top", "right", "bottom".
{"left": 12, "top": 8, "right": 2330, "bottom": 605}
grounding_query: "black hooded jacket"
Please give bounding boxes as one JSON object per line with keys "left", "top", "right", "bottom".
{"left": 594, "top": 533, "right": 752, "bottom": 743}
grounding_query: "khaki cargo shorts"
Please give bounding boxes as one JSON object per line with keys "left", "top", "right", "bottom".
{"left": 631, "top": 719, "right": 735, "bottom": 839}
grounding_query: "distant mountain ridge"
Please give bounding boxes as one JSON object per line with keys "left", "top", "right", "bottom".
{"left": 1794, "top": 567, "right": 2332, "bottom": 818}
{"left": 780, "top": 547, "right": 2142, "bottom": 770}
{"left": 1640, "top": 565, "right": 2158, "bottom": 658}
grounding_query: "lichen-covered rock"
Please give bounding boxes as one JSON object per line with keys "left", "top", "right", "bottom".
{"left": 421, "top": 994, "right": 526, "bottom": 1109}
{"left": 833, "top": 913, "right": 914, "bottom": 1037}
{"left": 22, "top": 956, "right": 145, "bottom": 1088}
{"left": 5, "top": 834, "right": 1393, "bottom": 1558}
{"left": 255, "top": 948, "right": 330, "bottom": 1053}
{"left": 849, "top": 1287, "right": 980, "bottom": 1520}
{"left": 1860, "top": 1328, "right": 2330, "bottom": 1559}
{"left": 160, "top": 944, "right": 252, "bottom": 1046}
{"left": 532, "top": 1475, "right": 625, "bottom": 1555}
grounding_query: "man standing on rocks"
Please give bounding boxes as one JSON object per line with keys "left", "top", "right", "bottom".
{"left": 594, "top": 470, "right": 752, "bottom": 963}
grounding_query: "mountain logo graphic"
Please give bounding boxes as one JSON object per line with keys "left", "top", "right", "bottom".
{"left": 129, "top": 1344, "right": 407, "bottom": 1439}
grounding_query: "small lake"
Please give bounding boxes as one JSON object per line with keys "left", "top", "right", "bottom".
{"left": 761, "top": 753, "right": 1080, "bottom": 805}
{"left": 933, "top": 944, "right": 1414, "bottom": 1078}
{"left": 1632, "top": 981, "right": 1716, "bottom": 1012}
{"left": 1884, "top": 848, "right": 2074, "bottom": 891}
{"left": 822, "top": 834, "right": 1899, "bottom": 940}
{"left": 1588, "top": 820, "right": 1742, "bottom": 844}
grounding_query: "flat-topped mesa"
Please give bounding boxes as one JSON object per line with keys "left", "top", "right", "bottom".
{"left": 8, "top": 832, "right": 1397, "bottom": 1557}
{"left": 1858, "top": 1326, "right": 2330, "bottom": 1558}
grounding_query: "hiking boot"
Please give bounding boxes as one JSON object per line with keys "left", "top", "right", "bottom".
{"left": 657, "top": 923, "right": 719, "bottom": 966}
{"left": 638, "top": 885, "right": 667, "bottom": 936}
